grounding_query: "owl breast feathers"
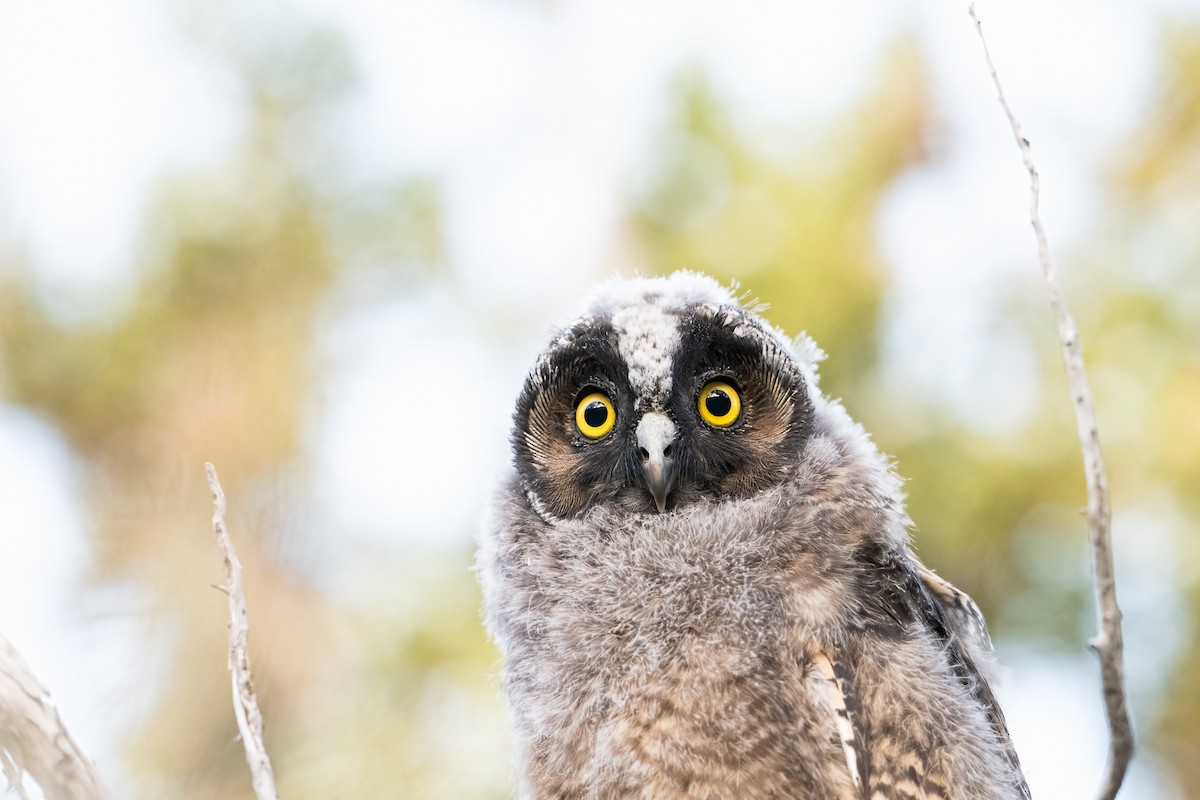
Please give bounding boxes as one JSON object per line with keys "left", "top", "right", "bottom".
{"left": 478, "top": 272, "right": 1030, "bottom": 800}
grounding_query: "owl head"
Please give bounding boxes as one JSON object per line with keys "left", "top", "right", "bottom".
{"left": 513, "top": 272, "right": 822, "bottom": 520}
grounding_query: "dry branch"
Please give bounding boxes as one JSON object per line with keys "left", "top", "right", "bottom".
{"left": 967, "top": 6, "right": 1134, "bottom": 799}
{"left": 205, "top": 462, "right": 280, "bottom": 800}
{"left": 0, "top": 632, "right": 113, "bottom": 800}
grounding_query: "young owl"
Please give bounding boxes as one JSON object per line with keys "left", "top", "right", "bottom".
{"left": 478, "top": 272, "right": 1030, "bottom": 800}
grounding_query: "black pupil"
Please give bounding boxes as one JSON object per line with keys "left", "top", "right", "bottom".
{"left": 583, "top": 401, "right": 609, "bottom": 428}
{"left": 706, "top": 390, "right": 732, "bottom": 417}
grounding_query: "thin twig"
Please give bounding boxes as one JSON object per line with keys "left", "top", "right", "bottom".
{"left": 967, "top": 5, "right": 1134, "bottom": 799}
{"left": 205, "top": 463, "right": 280, "bottom": 800}
{"left": 0, "top": 633, "right": 113, "bottom": 800}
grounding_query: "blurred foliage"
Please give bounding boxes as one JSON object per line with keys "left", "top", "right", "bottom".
{"left": 0, "top": 5, "right": 1197, "bottom": 799}
{"left": 635, "top": 42, "right": 929, "bottom": 395}
{"left": 0, "top": 12, "right": 472, "bottom": 800}
{"left": 0, "top": 17, "right": 347, "bottom": 799}
{"left": 1109, "top": 25, "right": 1200, "bottom": 793}
{"left": 275, "top": 559, "right": 509, "bottom": 800}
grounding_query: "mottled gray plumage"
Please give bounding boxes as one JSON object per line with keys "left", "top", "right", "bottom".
{"left": 478, "top": 272, "right": 1029, "bottom": 799}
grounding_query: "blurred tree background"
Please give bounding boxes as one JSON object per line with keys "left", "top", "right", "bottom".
{"left": 0, "top": 2, "right": 1196, "bottom": 798}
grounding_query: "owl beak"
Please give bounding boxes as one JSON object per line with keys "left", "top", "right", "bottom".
{"left": 636, "top": 412, "right": 677, "bottom": 513}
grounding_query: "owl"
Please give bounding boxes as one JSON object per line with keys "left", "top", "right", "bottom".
{"left": 478, "top": 272, "right": 1030, "bottom": 800}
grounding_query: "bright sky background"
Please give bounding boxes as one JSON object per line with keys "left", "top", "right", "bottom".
{"left": 0, "top": 0, "right": 1195, "bottom": 795}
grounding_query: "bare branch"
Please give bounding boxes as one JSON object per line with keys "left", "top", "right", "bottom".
{"left": 967, "top": 5, "right": 1134, "bottom": 798}
{"left": 205, "top": 463, "right": 280, "bottom": 800}
{"left": 0, "top": 633, "right": 114, "bottom": 800}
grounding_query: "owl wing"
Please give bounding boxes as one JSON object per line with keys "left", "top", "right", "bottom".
{"left": 814, "top": 546, "right": 1030, "bottom": 800}
{"left": 912, "top": 561, "right": 1031, "bottom": 800}
{"left": 917, "top": 563, "right": 993, "bottom": 654}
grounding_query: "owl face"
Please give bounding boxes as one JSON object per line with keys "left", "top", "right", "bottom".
{"left": 512, "top": 275, "right": 814, "bottom": 519}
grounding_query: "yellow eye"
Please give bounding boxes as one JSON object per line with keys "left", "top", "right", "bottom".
{"left": 698, "top": 381, "right": 741, "bottom": 427}
{"left": 575, "top": 392, "right": 616, "bottom": 439}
